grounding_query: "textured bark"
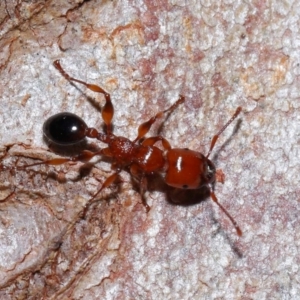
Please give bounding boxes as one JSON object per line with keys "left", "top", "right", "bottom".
{"left": 0, "top": 0, "right": 298, "bottom": 299}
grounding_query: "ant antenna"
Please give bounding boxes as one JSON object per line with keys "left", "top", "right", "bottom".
{"left": 210, "top": 190, "right": 242, "bottom": 236}
{"left": 206, "top": 107, "right": 242, "bottom": 158}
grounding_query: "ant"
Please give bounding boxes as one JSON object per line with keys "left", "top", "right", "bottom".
{"left": 4, "top": 60, "right": 242, "bottom": 236}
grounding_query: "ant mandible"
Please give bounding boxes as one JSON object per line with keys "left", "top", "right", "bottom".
{"left": 18, "top": 60, "right": 242, "bottom": 236}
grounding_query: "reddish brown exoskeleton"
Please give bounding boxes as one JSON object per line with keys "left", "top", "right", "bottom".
{"left": 4, "top": 60, "right": 242, "bottom": 235}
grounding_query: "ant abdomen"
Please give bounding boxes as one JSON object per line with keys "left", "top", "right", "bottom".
{"left": 43, "top": 112, "right": 88, "bottom": 145}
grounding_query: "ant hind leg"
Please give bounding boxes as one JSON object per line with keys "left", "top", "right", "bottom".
{"left": 53, "top": 60, "right": 114, "bottom": 134}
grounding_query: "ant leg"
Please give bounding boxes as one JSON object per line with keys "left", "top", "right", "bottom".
{"left": 81, "top": 172, "right": 119, "bottom": 218}
{"left": 7, "top": 147, "right": 118, "bottom": 217}
{"left": 142, "top": 136, "right": 171, "bottom": 151}
{"left": 140, "top": 175, "right": 150, "bottom": 212}
{"left": 133, "top": 95, "right": 185, "bottom": 143}
{"left": 206, "top": 107, "right": 242, "bottom": 158}
{"left": 130, "top": 164, "right": 150, "bottom": 212}
{"left": 53, "top": 60, "right": 114, "bottom": 134}
{"left": 210, "top": 190, "right": 242, "bottom": 236}
{"left": 15, "top": 148, "right": 112, "bottom": 170}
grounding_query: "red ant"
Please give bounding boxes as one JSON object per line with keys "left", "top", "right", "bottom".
{"left": 6, "top": 60, "right": 242, "bottom": 236}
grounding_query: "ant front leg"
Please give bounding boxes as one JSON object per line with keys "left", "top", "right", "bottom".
{"left": 139, "top": 175, "right": 150, "bottom": 212}
{"left": 133, "top": 95, "right": 185, "bottom": 143}
{"left": 53, "top": 60, "right": 114, "bottom": 134}
{"left": 130, "top": 164, "right": 150, "bottom": 212}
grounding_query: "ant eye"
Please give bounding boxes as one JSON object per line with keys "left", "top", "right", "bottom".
{"left": 207, "top": 164, "right": 214, "bottom": 174}
{"left": 205, "top": 160, "right": 216, "bottom": 182}
{"left": 43, "top": 112, "right": 88, "bottom": 145}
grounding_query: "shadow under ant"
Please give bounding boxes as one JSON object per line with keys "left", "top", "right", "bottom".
{"left": 211, "top": 214, "right": 244, "bottom": 258}
{"left": 129, "top": 171, "right": 210, "bottom": 207}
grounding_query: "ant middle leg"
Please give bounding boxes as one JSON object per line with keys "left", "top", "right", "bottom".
{"left": 133, "top": 95, "right": 185, "bottom": 143}
{"left": 142, "top": 136, "right": 171, "bottom": 150}
{"left": 81, "top": 171, "right": 120, "bottom": 218}
{"left": 53, "top": 60, "right": 114, "bottom": 134}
